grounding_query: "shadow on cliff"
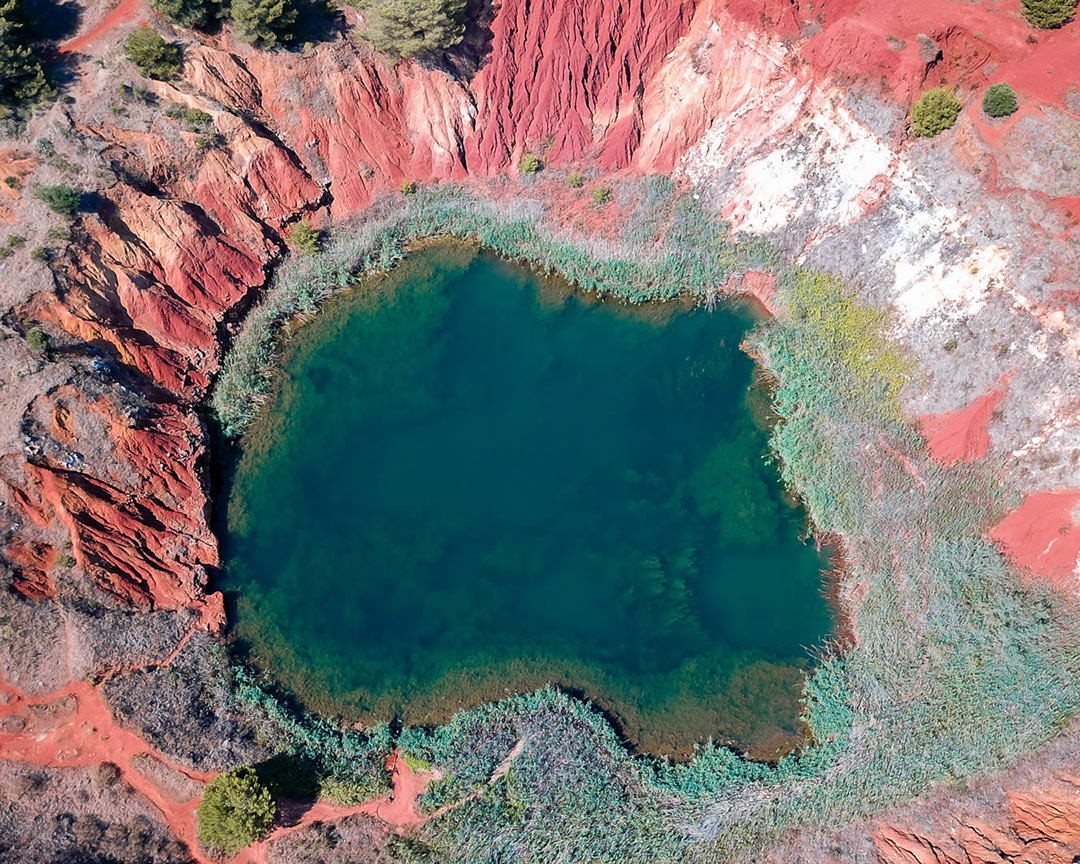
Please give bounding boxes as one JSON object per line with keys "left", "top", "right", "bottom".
{"left": 442, "top": 0, "right": 496, "bottom": 80}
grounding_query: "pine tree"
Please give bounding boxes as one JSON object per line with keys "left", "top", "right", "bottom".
{"left": 0, "top": 0, "right": 53, "bottom": 120}
{"left": 231, "top": 0, "right": 297, "bottom": 48}
{"left": 197, "top": 766, "right": 276, "bottom": 856}
{"left": 124, "top": 26, "right": 183, "bottom": 80}
{"left": 149, "top": 0, "right": 220, "bottom": 29}
{"left": 359, "top": 0, "right": 467, "bottom": 58}
{"left": 1021, "top": 0, "right": 1077, "bottom": 28}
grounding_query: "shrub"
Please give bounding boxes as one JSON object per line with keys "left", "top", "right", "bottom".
{"left": 567, "top": 170, "right": 583, "bottom": 188}
{"left": 982, "top": 83, "right": 1018, "bottom": 117}
{"left": 1021, "top": 0, "right": 1077, "bottom": 28}
{"left": 519, "top": 153, "right": 541, "bottom": 175}
{"left": 25, "top": 327, "right": 48, "bottom": 353}
{"left": 357, "top": 0, "right": 467, "bottom": 58}
{"left": 0, "top": 233, "right": 25, "bottom": 257}
{"left": 591, "top": 185, "right": 612, "bottom": 205}
{"left": 181, "top": 107, "right": 213, "bottom": 130}
{"left": 0, "top": 0, "right": 53, "bottom": 121}
{"left": 124, "top": 26, "right": 183, "bottom": 80}
{"left": 289, "top": 219, "right": 321, "bottom": 254}
{"left": 400, "top": 179, "right": 417, "bottom": 196}
{"left": 34, "top": 184, "right": 81, "bottom": 217}
{"left": 196, "top": 766, "right": 276, "bottom": 856}
{"left": 149, "top": 0, "right": 218, "bottom": 29}
{"left": 231, "top": 0, "right": 297, "bottom": 47}
{"left": 911, "top": 86, "right": 962, "bottom": 137}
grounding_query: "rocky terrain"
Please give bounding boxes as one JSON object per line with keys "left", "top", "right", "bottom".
{"left": 1, "top": 0, "right": 1079, "bottom": 860}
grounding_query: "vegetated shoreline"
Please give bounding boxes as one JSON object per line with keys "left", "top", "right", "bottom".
{"left": 217, "top": 232, "right": 832, "bottom": 762}
{"left": 201, "top": 182, "right": 1080, "bottom": 861}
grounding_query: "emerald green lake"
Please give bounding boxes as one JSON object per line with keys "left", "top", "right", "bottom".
{"left": 221, "top": 241, "right": 831, "bottom": 757}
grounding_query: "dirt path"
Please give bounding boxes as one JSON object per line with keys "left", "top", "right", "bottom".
{"left": 60, "top": 0, "right": 149, "bottom": 55}
{"left": 0, "top": 674, "right": 436, "bottom": 864}
{"left": 0, "top": 592, "right": 434, "bottom": 863}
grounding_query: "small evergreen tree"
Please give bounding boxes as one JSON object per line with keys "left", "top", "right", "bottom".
{"left": 197, "top": 766, "right": 276, "bottom": 856}
{"left": 25, "top": 327, "right": 49, "bottom": 353}
{"left": 911, "top": 86, "right": 963, "bottom": 137}
{"left": 359, "top": 0, "right": 467, "bottom": 58}
{"left": 1021, "top": 0, "right": 1076, "bottom": 28}
{"left": 567, "top": 170, "right": 583, "bottom": 188}
{"left": 34, "top": 184, "right": 81, "bottom": 217}
{"left": 982, "top": 83, "right": 1018, "bottom": 118}
{"left": 149, "top": 0, "right": 219, "bottom": 29}
{"left": 519, "top": 153, "right": 541, "bottom": 174}
{"left": 232, "top": 0, "right": 297, "bottom": 47}
{"left": 289, "top": 219, "right": 321, "bottom": 254}
{"left": 0, "top": 0, "right": 53, "bottom": 121}
{"left": 591, "top": 186, "right": 612, "bottom": 205}
{"left": 124, "top": 26, "right": 183, "bottom": 79}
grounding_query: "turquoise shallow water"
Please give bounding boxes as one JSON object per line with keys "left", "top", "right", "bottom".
{"left": 221, "top": 241, "right": 831, "bottom": 756}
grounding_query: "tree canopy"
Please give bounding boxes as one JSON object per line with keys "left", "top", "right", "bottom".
{"left": 1021, "top": 0, "right": 1077, "bottom": 28}
{"left": 982, "top": 83, "right": 1018, "bottom": 118}
{"left": 196, "top": 766, "right": 277, "bottom": 856}
{"left": 149, "top": 0, "right": 220, "bottom": 30}
{"left": 124, "top": 26, "right": 183, "bottom": 79}
{"left": 358, "top": 0, "right": 467, "bottom": 58}
{"left": 0, "top": 0, "right": 53, "bottom": 123}
{"left": 911, "top": 87, "right": 963, "bottom": 138}
{"left": 231, "top": 0, "right": 297, "bottom": 48}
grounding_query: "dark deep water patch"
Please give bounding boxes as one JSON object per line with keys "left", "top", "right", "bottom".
{"left": 220, "top": 241, "right": 832, "bottom": 757}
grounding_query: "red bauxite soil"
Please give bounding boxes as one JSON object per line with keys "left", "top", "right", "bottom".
{"left": 991, "top": 491, "right": 1080, "bottom": 590}
{"left": 920, "top": 377, "right": 1011, "bottom": 465}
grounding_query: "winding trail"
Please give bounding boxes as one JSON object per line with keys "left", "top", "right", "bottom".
{"left": 0, "top": 602, "right": 435, "bottom": 863}
{"left": 59, "top": 0, "right": 148, "bottom": 55}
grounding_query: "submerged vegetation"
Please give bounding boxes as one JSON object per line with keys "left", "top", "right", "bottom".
{"left": 211, "top": 183, "right": 1080, "bottom": 861}
{"left": 213, "top": 186, "right": 774, "bottom": 438}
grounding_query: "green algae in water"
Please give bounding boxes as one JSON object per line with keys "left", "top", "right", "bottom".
{"left": 222, "top": 241, "right": 832, "bottom": 757}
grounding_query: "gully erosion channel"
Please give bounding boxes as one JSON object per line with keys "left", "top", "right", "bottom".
{"left": 217, "top": 240, "right": 834, "bottom": 759}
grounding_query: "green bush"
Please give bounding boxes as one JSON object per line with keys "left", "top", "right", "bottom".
{"left": 0, "top": 0, "right": 53, "bottom": 122}
{"left": 34, "top": 184, "right": 81, "bottom": 217}
{"left": 196, "top": 766, "right": 276, "bottom": 856}
{"left": 567, "top": 170, "right": 583, "bottom": 188}
{"left": 231, "top": 0, "right": 296, "bottom": 47}
{"left": 591, "top": 185, "right": 612, "bottom": 205}
{"left": 149, "top": 0, "right": 219, "bottom": 29}
{"left": 174, "top": 107, "right": 213, "bottom": 130}
{"left": 357, "top": 0, "right": 467, "bottom": 58}
{"left": 911, "top": 86, "right": 963, "bottom": 137}
{"left": 1022, "top": 0, "right": 1077, "bottom": 28}
{"left": 519, "top": 153, "right": 541, "bottom": 175}
{"left": 124, "top": 26, "right": 183, "bottom": 80}
{"left": 25, "top": 327, "right": 48, "bottom": 353}
{"left": 289, "top": 218, "right": 321, "bottom": 254}
{"left": 400, "top": 179, "right": 417, "bottom": 196}
{"left": 982, "top": 83, "right": 1018, "bottom": 117}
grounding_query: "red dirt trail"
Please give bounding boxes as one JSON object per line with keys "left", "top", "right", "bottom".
{"left": 0, "top": 599, "right": 433, "bottom": 863}
{"left": 60, "top": 0, "right": 148, "bottom": 55}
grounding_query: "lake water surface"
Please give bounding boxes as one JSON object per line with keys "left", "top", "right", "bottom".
{"left": 221, "top": 241, "right": 831, "bottom": 757}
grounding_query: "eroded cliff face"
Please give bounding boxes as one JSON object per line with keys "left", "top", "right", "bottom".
{"left": 1, "top": 0, "right": 1079, "bottom": 858}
